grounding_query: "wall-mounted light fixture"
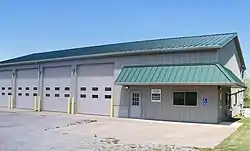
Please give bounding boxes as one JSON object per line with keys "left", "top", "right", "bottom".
{"left": 124, "top": 85, "right": 129, "bottom": 90}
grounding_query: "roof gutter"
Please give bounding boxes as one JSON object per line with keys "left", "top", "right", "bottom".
{"left": 115, "top": 82, "right": 245, "bottom": 88}
{"left": 0, "top": 46, "right": 219, "bottom": 67}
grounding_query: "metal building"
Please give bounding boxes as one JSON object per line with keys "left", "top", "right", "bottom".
{"left": 0, "top": 33, "right": 246, "bottom": 123}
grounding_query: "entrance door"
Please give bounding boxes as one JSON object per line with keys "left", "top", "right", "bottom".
{"left": 129, "top": 91, "right": 141, "bottom": 118}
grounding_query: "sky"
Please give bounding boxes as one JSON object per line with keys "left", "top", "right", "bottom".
{"left": 0, "top": 0, "right": 249, "bottom": 72}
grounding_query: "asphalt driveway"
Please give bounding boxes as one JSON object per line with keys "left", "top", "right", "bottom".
{"left": 0, "top": 108, "right": 242, "bottom": 151}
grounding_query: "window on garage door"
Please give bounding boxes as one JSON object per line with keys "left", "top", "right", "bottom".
{"left": 173, "top": 92, "right": 197, "bottom": 106}
{"left": 105, "top": 87, "right": 112, "bottom": 91}
{"left": 92, "top": 87, "right": 98, "bottom": 91}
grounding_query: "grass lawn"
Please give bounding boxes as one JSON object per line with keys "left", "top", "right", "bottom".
{"left": 199, "top": 117, "right": 250, "bottom": 151}
{"left": 244, "top": 101, "right": 250, "bottom": 108}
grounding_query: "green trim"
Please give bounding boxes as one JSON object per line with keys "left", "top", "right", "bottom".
{"left": 115, "top": 63, "right": 245, "bottom": 88}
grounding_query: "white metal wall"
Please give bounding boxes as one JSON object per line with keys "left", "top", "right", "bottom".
{"left": 15, "top": 69, "right": 38, "bottom": 109}
{"left": 77, "top": 63, "right": 114, "bottom": 115}
{"left": 42, "top": 66, "right": 71, "bottom": 112}
{"left": 218, "top": 40, "right": 244, "bottom": 116}
{"left": 0, "top": 49, "right": 222, "bottom": 120}
{"left": 127, "top": 85, "right": 219, "bottom": 123}
{"left": 0, "top": 70, "right": 12, "bottom": 107}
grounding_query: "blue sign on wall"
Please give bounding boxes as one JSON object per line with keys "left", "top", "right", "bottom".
{"left": 203, "top": 98, "right": 208, "bottom": 106}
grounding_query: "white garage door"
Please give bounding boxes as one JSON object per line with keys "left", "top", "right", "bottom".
{"left": 77, "top": 63, "right": 114, "bottom": 115}
{"left": 43, "top": 66, "right": 71, "bottom": 112}
{"left": 16, "top": 69, "right": 38, "bottom": 109}
{"left": 0, "top": 70, "right": 12, "bottom": 107}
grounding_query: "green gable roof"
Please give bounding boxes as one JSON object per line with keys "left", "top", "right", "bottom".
{"left": 0, "top": 33, "right": 237, "bottom": 65}
{"left": 115, "top": 64, "right": 245, "bottom": 88}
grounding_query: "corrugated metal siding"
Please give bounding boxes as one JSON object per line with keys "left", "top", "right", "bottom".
{"left": 218, "top": 40, "right": 244, "bottom": 116}
{"left": 113, "top": 51, "right": 218, "bottom": 116}
{"left": 129, "top": 85, "right": 219, "bottom": 123}
{"left": 0, "top": 70, "right": 12, "bottom": 107}
{"left": 115, "top": 64, "right": 243, "bottom": 85}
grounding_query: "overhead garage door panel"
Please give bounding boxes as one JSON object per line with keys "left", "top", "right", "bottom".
{"left": 77, "top": 64, "right": 114, "bottom": 115}
{"left": 16, "top": 69, "right": 38, "bottom": 109}
{"left": 43, "top": 66, "right": 71, "bottom": 112}
{"left": 0, "top": 71, "right": 12, "bottom": 107}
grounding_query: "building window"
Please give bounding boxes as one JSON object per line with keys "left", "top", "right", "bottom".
{"left": 132, "top": 93, "right": 140, "bottom": 106}
{"left": 25, "top": 93, "right": 29, "bottom": 96}
{"left": 8, "top": 87, "right": 12, "bottom": 90}
{"left": 45, "top": 87, "right": 50, "bottom": 91}
{"left": 55, "top": 87, "right": 60, "bottom": 91}
{"left": 45, "top": 94, "right": 50, "bottom": 97}
{"left": 33, "top": 93, "right": 38, "bottom": 96}
{"left": 105, "top": 87, "right": 112, "bottom": 91}
{"left": 2, "top": 93, "right": 5, "bottom": 96}
{"left": 173, "top": 92, "right": 197, "bottom": 106}
{"left": 92, "top": 87, "right": 98, "bottom": 91}
{"left": 105, "top": 95, "right": 111, "bottom": 99}
{"left": 80, "top": 94, "right": 86, "bottom": 98}
{"left": 80, "top": 87, "right": 86, "bottom": 91}
{"left": 18, "top": 87, "right": 22, "bottom": 90}
{"left": 64, "top": 94, "right": 70, "bottom": 98}
{"left": 55, "top": 94, "right": 60, "bottom": 97}
{"left": 33, "top": 87, "right": 38, "bottom": 91}
{"left": 18, "top": 93, "right": 22, "bottom": 96}
{"left": 65, "top": 87, "right": 70, "bottom": 91}
{"left": 8, "top": 93, "right": 12, "bottom": 96}
{"left": 2, "top": 87, "right": 5, "bottom": 90}
{"left": 25, "top": 87, "right": 30, "bottom": 90}
{"left": 92, "top": 95, "right": 98, "bottom": 98}
{"left": 151, "top": 89, "right": 161, "bottom": 102}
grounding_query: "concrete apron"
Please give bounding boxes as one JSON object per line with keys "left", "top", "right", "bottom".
{"left": 0, "top": 107, "right": 242, "bottom": 148}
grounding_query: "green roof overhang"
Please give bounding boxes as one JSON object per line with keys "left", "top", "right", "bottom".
{"left": 115, "top": 64, "right": 246, "bottom": 88}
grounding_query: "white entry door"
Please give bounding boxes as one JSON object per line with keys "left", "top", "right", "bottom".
{"left": 129, "top": 91, "right": 141, "bottom": 118}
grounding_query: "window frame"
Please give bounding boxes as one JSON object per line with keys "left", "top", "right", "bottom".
{"left": 131, "top": 91, "right": 140, "bottom": 106}
{"left": 80, "top": 94, "right": 86, "bottom": 98}
{"left": 105, "top": 87, "right": 112, "bottom": 91}
{"left": 92, "top": 94, "right": 98, "bottom": 99}
{"left": 172, "top": 91, "right": 198, "bottom": 107}
{"left": 105, "top": 95, "right": 112, "bottom": 99}
{"left": 92, "top": 87, "right": 98, "bottom": 91}
{"left": 151, "top": 88, "right": 161, "bottom": 103}
{"left": 65, "top": 87, "right": 70, "bottom": 91}
{"left": 80, "top": 87, "right": 86, "bottom": 91}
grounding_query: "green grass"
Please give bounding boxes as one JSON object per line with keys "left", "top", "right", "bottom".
{"left": 199, "top": 117, "right": 250, "bottom": 151}
{"left": 244, "top": 101, "right": 250, "bottom": 108}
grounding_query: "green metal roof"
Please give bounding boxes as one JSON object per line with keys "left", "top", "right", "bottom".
{"left": 0, "top": 33, "right": 237, "bottom": 65}
{"left": 115, "top": 64, "right": 245, "bottom": 87}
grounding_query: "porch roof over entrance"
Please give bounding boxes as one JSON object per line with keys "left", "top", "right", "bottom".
{"left": 115, "top": 64, "right": 245, "bottom": 88}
